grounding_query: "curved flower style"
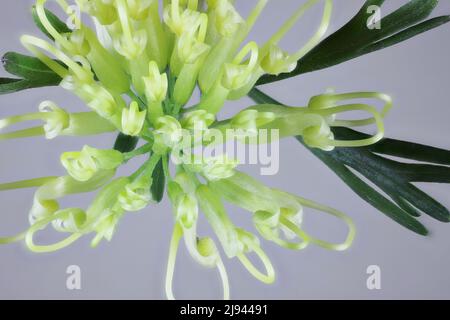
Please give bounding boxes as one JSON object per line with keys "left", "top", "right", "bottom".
{"left": 0, "top": 0, "right": 402, "bottom": 299}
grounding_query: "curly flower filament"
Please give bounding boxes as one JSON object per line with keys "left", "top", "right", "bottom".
{"left": 0, "top": 0, "right": 395, "bottom": 299}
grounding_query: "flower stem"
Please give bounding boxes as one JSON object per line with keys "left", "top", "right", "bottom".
{"left": 123, "top": 143, "right": 152, "bottom": 161}
{"left": 129, "top": 153, "right": 162, "bottom": 181}
{"left": 0, "top": 177, "right": 57, "bottom": 191}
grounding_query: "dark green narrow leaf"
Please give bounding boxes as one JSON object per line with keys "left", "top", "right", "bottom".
{"left": 302, "top": 137, "right": 429, "bottom": 235}
{"left": 2, "top": 52, "right": 62, "bottom": 82}
{"left": 397, "top": 163, "right": 450, "bottom": 183}
{"left": 332, "top": 127, "right": 450, "bottom": 166}
{"left": 390, "top": 195, "right": 422, "bottom": 218}
{"left": 333, "top": 148, "right": 450, "bottom": 222}
{"left": 399, "top": 182, "right": 449, "bottom": 222}
{"left": 31, "top": 5, "right": 71, "bottom": 40}
{"left": 362, "top": 15, "right": 450, "bottom": 54}
{"left": 113, "top": 133, "right": 139, "bottom": 153}
{"left": 248, "top": 87, "right": 278, "bottom": 104}
{"left": 349, "top": 0, "right": 385, "bottom": 27}
{"left": 0, "top": 7, "right": 70, "bottom": 95}
{"left": 0, "top": 77, "right": 59, "bottom": 95}
{"left": 0, "top": 78, "right": 33, "bottom": 94}
{"left": 372, "top": 140, "right": 450, "bottom": 166}
{"left": 151, "top": 159, "right": 166, "bottom": 203}
{"left": 369, "top": 0, "right": 439, "bottom": 41}
{"left": 257, "top": 0, "right": 449, "bottom": 85}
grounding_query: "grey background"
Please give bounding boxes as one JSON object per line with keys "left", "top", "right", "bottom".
{"left": 0, "top": 0, "right": 449, "bottom": 299}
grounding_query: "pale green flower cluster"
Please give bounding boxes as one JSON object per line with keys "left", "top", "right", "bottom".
{"left": 0, "top": 0, "right": 393, "bottom": 299}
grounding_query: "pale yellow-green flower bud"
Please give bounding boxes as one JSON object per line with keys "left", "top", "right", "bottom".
{"left": 231, "top": 109, "right": 275, "bottom": 135}
{"left": 174, "top": 12, "right": 209, "bottom": 64}
{"left": 197, "top": 237, "right": 218, "bottom": 258}
{"left": 118, "top": 176, "right": 153, "bottom": 212}
{"left": 222, "top": 42, "right": 259, "bottom": 90}
{"left": 153, "top": 115, "right": 183, "bottom": 151}
{"left": 63, "top": 79, "right": 121, "bottom": 121}
{"left": 91, "top": 208, "right": 123, "bottom": 246}
{"left": 308, "top": 93, "right": 339, "bottom": 110}
{"left": 121, "top": 101, "right": 146, "bottom": 136}
{"left": 88, "top": 86, "right": 121, "bottom": 117}
{"left": 236, "top": 228, "right": 261, "bottom": 253}
{"left": 302, "top": 121, "right": 335, "bottom": 151}
{"left": 113, "top": 0, "right": 148, "bottom": 59}
{"left": 202, "top": 156, "right": 238, "bottom": 181}
{"left": 51, "top": 208, "right": 87, "bottom": 233}
{"left": 177, "top": 30, "right": 210, "bottom": 65}
{"left": 176, "top": 194, "right": 198, "bottom": 229}
{"left": 260, "top": 44, "right": 297, "bottom": 76}
{"left": 164, "top": 0, "right": 202, "bottom": 36}
{"left": 223, "top": 64, "right": 249, "bottom": 90}
{"left": 83, "top": 178, "right": 129, "bottom": 247}
{"left": 214, "top": 0, "right": 244, "bottom": 37}
{"left": 253, "top": 210, "right": 280, "bottom": 232}
{"left": 38, "top": 101, "right": 70, "bottom": 139}
{"left": 61, "top": 145, "right": 124, "bottom": 182}
{"left": 113, "top": 28, "right": 147, "bottom": 60}
{"left": 144, "top": 61, "right": 169, "bottom": 103}
{"left": 181, "top": 110, "right": 215, "bottom": 130}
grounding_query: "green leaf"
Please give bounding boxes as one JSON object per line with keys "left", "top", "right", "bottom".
{"left": 2, "top": 52, "right": 62, "bottom": 82}
{"left": 331, "top": 147, "right": 450, "bottom": 222}
{"left": 333, "top": 127, "right": 450, "bottom": 166}
{"left": 361, "top": 15, "right": 450, "bottom": 54}
{"left": 390, "top": 195, "right": 422, "bottom": 218}
{"left": 113, "top": 133, "right": 139, "bottom": 153}
{"left": 0, "top": 52, "right": 62, "bottom": 94}
{"left": 248, "top": 88, "right": 450, "bottom": 235}
{"left": 0, "top": 78, "right": 33, "bottom": 94}
{"left": 366, "top": 0, "right": 439, "bottom": 41}
{"left": 31, "top": 5, "right": 71, "bottom": 40}
{"left": 0, "top": 77, "right": 59, "bottom": 95}
{"left": 304, "top": 137, "right": 429, "bottom": 235}
{"left": 151, "top": 159, "right": 166, "bottom": 203}
{"left": 257, "top": 0, "right": 449, "bottom": 85}
{"left": 0, "top": 6, "right": 69, "bottom": 95}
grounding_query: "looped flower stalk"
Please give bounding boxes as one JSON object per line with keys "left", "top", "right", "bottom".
{"left": 0, "top": 0, "right": 394, "bottom": 299}
{"left": 165, "top": 173, "right": 230, "bottom": 300}
{"left": 214, "top": 91, "right": 392, "bottom": 151}
{"left": 0, "top": 101, "right": 116, "bottom": 140}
